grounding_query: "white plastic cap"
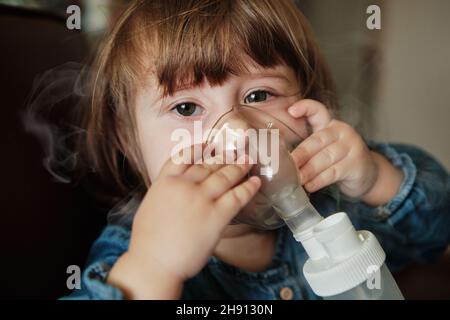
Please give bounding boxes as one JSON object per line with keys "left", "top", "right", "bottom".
{"left": 302, "top": 212, "right": 386, "bottom": 297}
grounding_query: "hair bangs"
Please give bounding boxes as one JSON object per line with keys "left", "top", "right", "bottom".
{"left": 124, "top": 0, "right": 308, "bottom": 96}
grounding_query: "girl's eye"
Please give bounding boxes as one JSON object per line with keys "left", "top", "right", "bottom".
{"left": 171, "top": 102, "right": 203, "bottom": 117}
{"left": 244, "top": 90, "right": 273, "bottom": 104}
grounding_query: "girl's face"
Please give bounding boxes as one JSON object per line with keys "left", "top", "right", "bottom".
{"left": 135, "top": 62, "right": 310, "bottom": 183}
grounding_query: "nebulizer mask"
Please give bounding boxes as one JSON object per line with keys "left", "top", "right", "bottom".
{"left": 205, "top": 104, "right": 320, "bottom": 231}
{"left": 205, "top": 104, "right": 404, "bottom": 300}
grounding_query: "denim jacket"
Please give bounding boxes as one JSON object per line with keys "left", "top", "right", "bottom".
{"left": 62, "top": 142, "right": 450, "bottom": 300}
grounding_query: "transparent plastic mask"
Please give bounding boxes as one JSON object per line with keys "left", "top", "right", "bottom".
{"left": 206, "top": 104, "right": 313, "bottom": 230}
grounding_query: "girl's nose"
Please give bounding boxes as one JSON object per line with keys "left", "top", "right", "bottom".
{"left": 210, "top": 104, "right": 266, "bottom": 134}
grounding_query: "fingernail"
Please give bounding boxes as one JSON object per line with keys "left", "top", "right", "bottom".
{"left": 249, "top": 176, "right": 261, "bottom": 187}
{"left": 288, "top": 106, "right": 297, "bottom": 117}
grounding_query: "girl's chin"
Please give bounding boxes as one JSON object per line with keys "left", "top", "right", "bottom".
{"left": 221, "top": 223, "right": 265, "bottom": 238}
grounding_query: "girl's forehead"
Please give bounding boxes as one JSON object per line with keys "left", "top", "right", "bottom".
{"left": 240, "top": 64, "right": 298, "bottom": 83}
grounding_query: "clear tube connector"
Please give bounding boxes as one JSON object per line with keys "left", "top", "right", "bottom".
{"left": 269, "top": 185, "right": 327, "bottom": 260}
{"left": 270, "top": 185, "right": 323, "bottom": 237}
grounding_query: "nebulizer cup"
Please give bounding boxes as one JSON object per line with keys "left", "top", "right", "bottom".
{"left": 205, "top": 104, "right": 323, "bottom": 234}
{"left": 205, "top": 104, "right": 404, "bottom": 300}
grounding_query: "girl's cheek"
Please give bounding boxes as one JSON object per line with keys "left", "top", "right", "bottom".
{"left": 254, "top": 101, "right": 310, "bottom": 143}
{"left": 137, "top": 121, "right": 177, "bottom": 182}
{"left": 141, "top": 139, "right": 178, "bottom": 182}
{"left": 271, "top": 110, "right": 310, "bottom": 146}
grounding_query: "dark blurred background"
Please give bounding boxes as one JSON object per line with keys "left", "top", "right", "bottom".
{"left": 0, "top": 0, "right": 449, "bottom": 299}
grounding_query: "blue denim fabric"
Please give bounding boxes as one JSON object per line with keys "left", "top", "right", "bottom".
{"left": 62, "top": 143, "right": 450, "bottom": 300}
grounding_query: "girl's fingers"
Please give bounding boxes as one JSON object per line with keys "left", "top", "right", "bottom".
{"left": 304, "top": 160, "right": 347, "bottom": 192}
{"left": 201, "top": 157, "right": 253, "bottom": 199}
{"left": 214, "top": 176, "right": 261, "bottom": 223}
{"left": 299, "top": 142, "right": 348, "bottom": 184}
{"left": 183, "top": 161, "right": 225, "bottom": 183}
{"left": 159, "top": 144, "right": 204, "bottom": 178}
{"left": 183, "top": 150, "right": 237, "bottom": 183}
{"left": 288, "top": 99, "right": 332, "bottom": 132}
{"left": 291, "top": 127, "right": 339, "bottom": 168}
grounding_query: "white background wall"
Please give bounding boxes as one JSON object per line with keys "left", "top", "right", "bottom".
{"left": 373, "top": 0, "right": 450, "bottom": 170}
{"left": 304, "top": 0, "right": 450, "bottom": 170}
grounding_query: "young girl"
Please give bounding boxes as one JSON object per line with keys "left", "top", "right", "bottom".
{"left": 64, "top": 0, "right": 450, "bottom": 299}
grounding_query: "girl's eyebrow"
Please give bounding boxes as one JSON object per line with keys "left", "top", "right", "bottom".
{"left": 247, "top": 72, "right": 290, "bottom": 81}
{"left": 150, "top": 71, "right": 293, "bottom": 106}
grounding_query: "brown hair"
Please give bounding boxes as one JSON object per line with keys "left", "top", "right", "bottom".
{"left": 80, "top": 0, "right": 338, "bottom": 205}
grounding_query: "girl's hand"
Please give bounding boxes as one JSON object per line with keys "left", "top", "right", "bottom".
{"left": 288, "top": 99, "right": 403, "bottom": 205}
{"left": 107, "top": 146, "right": 261, "bottom": 299}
